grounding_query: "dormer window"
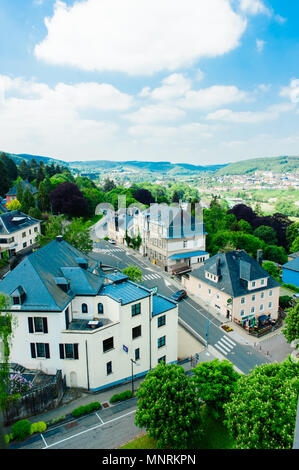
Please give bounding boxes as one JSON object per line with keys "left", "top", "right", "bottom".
{"left": 11, "top": 286, "right": 26, "bottom": 305}
{"left": 82, "top": 303, "right": 88, "bottom": 314}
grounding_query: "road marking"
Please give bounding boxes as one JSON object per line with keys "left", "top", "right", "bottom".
{"left": 216, "top": 341, "right": 231, "bottom": 353}
{"left": 40, "top": 433, "right": 48, "bottom": 448}
{"left": 214, "top": 343, "right": 228, "bottom": 355}
{"left": 222, "top": 336, "right": 236, "bottom": 346}
{"left": 222, "top": 336, "right": 236, "bottom": 348}
{"left": 96, "top": 412, "right": 104, "bottom": 424}
{"left": 42, "top": 409, "right": 136, "bottom": 449}
{"left": 221, "top": 337, "right": 236, "bottom": 348}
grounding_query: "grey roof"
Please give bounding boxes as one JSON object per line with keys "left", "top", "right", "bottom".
{"left": 152, "top": 294, "right": 177, "bottom": 317}
{"left": 0, "top": 210, "right": 41, "bottom": 235}
{"left": 99, "top": 280, "right": 151, "bottom": 305}
{"left": 283, "top": 257, "right": 299, "bottom": 273}
{"left": 6, "top": 180, "right": 38, "bottom": 197}
{"left": 0, "top": 239, "right": 105, "bottom": 311}
{"left": 190, "top": 250, "right": 280, "bottom": 298}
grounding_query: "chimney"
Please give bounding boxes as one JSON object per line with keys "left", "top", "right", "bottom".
{"left": 257, "top": 249, "right": 263, "bottom": 265}
{"left": 56, "top": 235, "right": 63, "bottom": 242}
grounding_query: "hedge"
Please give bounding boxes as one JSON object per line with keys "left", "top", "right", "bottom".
{"left": 71, "top": 401, "right": 102, "bottom": 418}
{"left": 110, "top": 390, "right": 133, "bottom": 403}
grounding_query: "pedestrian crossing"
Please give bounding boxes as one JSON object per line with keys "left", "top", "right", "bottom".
{"left": 142, "top": 272, "right": 161, "bottom": 281}
{"left": 95, "top": 248, "right": 125, "bottom": 254}
{"left": 214, "top": 335, "right": 236, "bottom": 356}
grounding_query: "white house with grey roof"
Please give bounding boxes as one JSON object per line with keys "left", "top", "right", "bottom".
{"left": 0, "top": 210, "right": 41, "bottom": 258}
{"left": 182, "top": 250, "right": 280, "bottom": 330}
{"left": 0, "top": 237, "right": 178, "bottom": 391}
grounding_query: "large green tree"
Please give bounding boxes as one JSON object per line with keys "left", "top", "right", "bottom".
{"left": 122, "top": 265, "right": 143, "bottom": 283}
{"left": 192, "top": 359, "right": 240, "bottom": 415}
{"left": 224, "top": 359, "right": 299, "bottom": 449}
{"left": 135, "top": 363, "right": 202, "bottom": 449}
{"left": 283, "top": 303, "right": 299, "bottom": 345}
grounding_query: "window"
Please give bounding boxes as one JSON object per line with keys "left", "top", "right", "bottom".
{"left": 158, "top": 315, "right": 166, "bottom": 328}
{"left": 106, "top": 361, "right": 112, "bottom": 375}
{"left": 208, "top": 289, "right": 211, "bottom": 295}
{"left": 34, "top": 227, "right": 38, "bottom": 233}
{"left": 269, "top": 302, "right": 272, "bottom": 308}
{"left": 103, "top": 337, "right": 114, "bottom": 353}
{"left": 135, "top": 348, "right": 140, "bottom": 361}
{"left": 241, "top": 310, "right": 245, "bottom": 316}
{"left": 22, "top": 232, "right": 26, "bottom": 238}
{"left": 269, "top": 290, "right": 273, "bottom": 297}
{"left": 251, "top": 307, "right": 255, "bottom": 314}
{"left": 131, "top": 303, "right": 141, "bottom": 317}
{"left": 183, "top": 240, "right": 187, "bottom": 248}
{"left": 261, "top": 279, "right": 265, "bottom": 285}
{"left": 261, "top": 292, "right": 265, "bottom": 299}
{"left": 158, "top": 336, "right": 166, "bottom": 348}
{"left": 28, "top": 317, "right": 48, "bottom": 334}
{"left": 30, "top": 343, "right": 50, "bottom": 359}
{"left": 260, "top": 304, "right": 264, "bottom": 311}
{"left": 82, "top": 303, "right": 88, "bottom": 314}
{"left": 158, "top": 356, "right": 166, "bottom": 364}
{"left": 23, "top": 242, "right": 27, "bottom": 248}
{"left": 252, "top": 295, "right": 256, "bottom": 301}
{"left": 198, "top": 283, "right": 201, "bottom": 289}
{"left": 252, "top": 281, "right": 256, "bottom": 287}
{"left": 132, "top": 325, "right": 142, "bottom": 339}
{"left": 13, "top": 297, "right": 20, "bottom": 305}
{"left": 98, "top": 303, "right": 104, "bottom": 314}
{"left": 59, "top": 343, "right": 79, "bottom": 360}
{"left": 241, "top": 298, "right": 245, "bottom": 304}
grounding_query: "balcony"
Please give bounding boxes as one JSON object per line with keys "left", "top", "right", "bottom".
{"left": 67, "top": 318, "right": 112, "bottom": 332}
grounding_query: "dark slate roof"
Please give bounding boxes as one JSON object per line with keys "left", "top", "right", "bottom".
{"left": 0, "top": 202, "right": 9, "bottom": 213}
{"left": 190, "top": 250, "right": 280, "bottom": 298}
{"left": 99, "top": 280, "right": 151, "bottom": 305}
{"left": 0, "top": 239, "right": 105, "bottom": 311}
{"left": 283, "top": 257, "right": 299, "bottom": 273}
{"left": 152, "top": 294, "right": 177, "bottom": 317}
{"left": 6, "top": 180, "right": 38, "bottom": 196}
{"left": 0, "top": 210, "right": 41, "bottom": 235}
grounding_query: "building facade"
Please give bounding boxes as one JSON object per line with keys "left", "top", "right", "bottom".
{"left": 0, "top": 238, "right": 178, "bottom": 391}
{"left": 282, "top": 257, "right": 299, "bottom": 288}
{"left": 0, "top": 210, "right": 41, "bottom": 258}
{"left": 182, "top": 250, "right": 280, "bottom": 329}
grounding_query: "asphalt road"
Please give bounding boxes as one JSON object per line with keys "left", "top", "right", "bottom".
{"left": 91, "top": 238, "right": 269, "bottom": 375}
{"left": 10, "top": 399, "right": 140, "bottom": 450}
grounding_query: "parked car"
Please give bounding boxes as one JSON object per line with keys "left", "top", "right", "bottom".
{"left": 172, "top": 290, "right": 187, "bottom": 301}
{"left": 108, "top": 239, "right": 116, "bottom": 244}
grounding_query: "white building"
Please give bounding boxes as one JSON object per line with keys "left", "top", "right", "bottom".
{"left": 0, "top": 210, "right": 41, "bottom": 258}
{"left": 0, "top": 237, "right": 178, "bottom": 391}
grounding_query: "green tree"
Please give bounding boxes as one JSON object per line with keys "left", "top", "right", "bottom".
{"left": 135, "top": 363, "right": 202, "bottom": 449}
{"left": 263, "top": 244, "right": 287, "bottom": 265}
{"left": 253, "top": 225, "right": 278, "bottom": 245}
{"left": 286, "top": 222, "right": 299, "bottom": 251}
{"left": 38, "top": 177, "right": 53, "bottom": 212}
{"left": 224, "top": 359, "right": 299, "bottom": 449}
{"left": 290, "top": 237, "right": 299, "bottom": 254}
{"left": 192, "top": 359, "right": 240, "bottom": 416}
{"left": 122, "top": 265, "right": 143, "bottom": 283}
{"left": 262, "top": 261, "right": 281, "bottom": 280}
{"left": 282, "top": 303, "right": 299, "bottom": 345}
{"left": 0, "top": 161, "right": 10, "bottom": 197}
{"left": 237, "top": 219, "right": 252, "bottom": 234}
{"left": 21, "top": 187, "right": 36, "bottom": 214}
{"left": 0, "top": 293, "right": 17, "bottom": 410}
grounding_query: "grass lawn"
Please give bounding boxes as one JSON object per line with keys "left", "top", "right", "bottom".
{"left": 119, "top": 406, "right": 235, "bottom": 450}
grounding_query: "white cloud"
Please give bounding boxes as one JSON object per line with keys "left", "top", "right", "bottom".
{"left": 206, "top": 102, "right": 295, "bottom": 123}
{"left": 128, "top": 122, "right": 213, "bottom": 141}
{"left": 179, "top": 85, "right": 247, "bottom": 109}
{"left": 35, "top": 0, "right": 247, "bottom": 75}
{"left": 124, "top": 104, "right": 186, "bottom": 124}
{"left": 150, "top": 74, "right": 192, "bottom": 101}
{"left": 0, "top": 75, "right": 137, "bottom": 159}
{"left": 239, "top": 0, "right": 271, "bottom": 16}
{"left": 256, "top": 39, "right": 266, "bottom": 52}
{"left": 280, "top": 79, "right": 299, "bottom": 104}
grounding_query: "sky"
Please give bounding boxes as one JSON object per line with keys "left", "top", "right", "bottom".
{"left": 0, "top": 0, "right": 299, "bottom": 165}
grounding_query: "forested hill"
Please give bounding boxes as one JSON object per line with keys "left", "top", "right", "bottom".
{"left": 216, "top": 156, "right": 299, "bottom": 175}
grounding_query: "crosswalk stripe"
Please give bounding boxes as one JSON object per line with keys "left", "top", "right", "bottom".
{"left": 221, "top": 337, "right": 235, "bottom": 349}
{"left": 216, "top": 341, "right": 231, "bottom": 353}
{"left": 214, "top": 343, "right": 228, "bottom": 355}
{"left": 222, "top": 336, "right": 236, "bottom": 346}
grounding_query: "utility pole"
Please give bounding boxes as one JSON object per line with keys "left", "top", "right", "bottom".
{"left": 130, "top": 358, "right": 137, "bottom": 395}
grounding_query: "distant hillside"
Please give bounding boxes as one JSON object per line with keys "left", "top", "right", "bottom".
{"left": 0, "top": 151, "right": 67, "bottom": 167}
{"left": 68, "top": 160, "right": 227, "bottom": 173}
{"left": 216, "top": 155, "right": 299, "bottom": 176}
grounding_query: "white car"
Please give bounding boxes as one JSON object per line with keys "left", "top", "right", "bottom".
{"left": 108, "top": 239, "right": 116, "bottom": 244}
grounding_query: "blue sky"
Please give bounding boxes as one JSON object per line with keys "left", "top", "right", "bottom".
{"left": 0, "top": 0, "right": 299, "bottom": 165}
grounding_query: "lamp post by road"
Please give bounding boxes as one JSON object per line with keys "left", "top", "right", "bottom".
{"left": 130, "top": 358, "right": 137, "bottom": 395}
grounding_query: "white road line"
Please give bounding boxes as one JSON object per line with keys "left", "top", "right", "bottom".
{"left": 40, "top": 433, "right": 48, "bottom": 448}
{"left": 96, "top": 412, "right": 104, "bottom": 424}
{"left": 43, "top": 409, "right": 136, "bottom": 449}
{"left": 214, "top": 343, "right": 228, "bottom": 355}
{"left": 222, "top": 336, "right": 236, "bottom": 346}
{"left": 217, "top": 341, "right": 232, "bottom": 353}
{"left": 221, "top": 337, "right": 235, "bottom": 349}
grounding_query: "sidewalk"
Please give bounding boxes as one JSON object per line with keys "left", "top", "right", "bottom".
{"left": 3, "top": 357, "right": 203, "bottom": 435}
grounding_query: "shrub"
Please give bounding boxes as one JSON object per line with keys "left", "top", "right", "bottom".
{"left": 11, "top": 419, "right": 32, "bottom": 441}
{"left": 71, "top": 401, "right": 101, "bottom": 418}
{"left": 279, "top": 296, "right": 294, "bottom": 310}
{"left": 30, "top": 421, "right": 47, "bottom": 434}
{"left": 110, "top": 390, "right": 133, "bottom": 403}
{"left": 48, "top": 415, "right": 66, "bottom": 426}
